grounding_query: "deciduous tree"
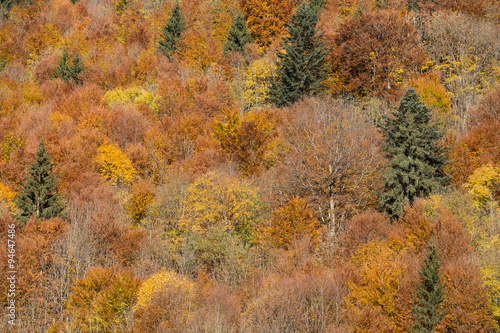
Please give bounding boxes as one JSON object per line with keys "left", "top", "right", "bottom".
{"left": 330, "top": 10, "right": 425, "bottom": 99}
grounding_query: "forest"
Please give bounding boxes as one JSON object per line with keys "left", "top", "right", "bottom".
{"left": 0, "top": 0, "right": 500, "bottom": 331}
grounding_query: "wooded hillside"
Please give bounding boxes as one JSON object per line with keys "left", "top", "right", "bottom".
{"left": 1, "top": 0, "right": 500, "bottom": 331}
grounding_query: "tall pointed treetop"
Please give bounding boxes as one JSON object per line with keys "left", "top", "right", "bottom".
{"left": 412, "top": 244, "right": 446, "bottom": 333}
{"left": 268, "top": 1, "right": 329, "bottom": 107}
{"left": 223, "top": 10, "right": 253, "bottom": 54}
{"left": 378, "top": 88, "right": 449, "bottom": 219}
{"left": 158, "top": 2, "right": 187, "bottom": 61}
{"left": 15, "top": 140, "right": 65, "bottom": 226}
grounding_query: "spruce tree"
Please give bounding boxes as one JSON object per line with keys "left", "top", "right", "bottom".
{"left": 412, "top": 244, "right": 446, "bottom": 333}
{"left": 15, "top": 140, "right": 65, "bottom": 226}
{"left": 223, "top": 10, "right": 253, "bottom": 54}
{"left": 157, "top": 2, "right": 186, "bottom": 61}
{"left": 378, "top": 88, "right": 449, "bottom": 219}
{"left": 54, "top": 48, "right": 84, "bottom": 84}
{"left": 268, "top": 1, "right": 329, "bottom": 107}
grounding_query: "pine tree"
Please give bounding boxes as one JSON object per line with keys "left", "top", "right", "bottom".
{"left": 54, "top": 48, "right": 84, "bottom": 84}
{"left": 412, "top": 244, "right": 446, "bottom": 333}
{"left": 378, "top": 88, "right": 449, "bottom": 219}
{"left": 15, "top": 140, "right": 65, "bottom": 226}
{"left": 268, "top": 1, "right": 329, "bottom": 107}
{"left": 223, "top": 10, "right": 253, "bottom": 54}
{"left": 157, "top": 2, "right": 186, "bottom": 61}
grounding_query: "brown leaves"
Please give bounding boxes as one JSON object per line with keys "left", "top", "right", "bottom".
{"left": 329, "top": 10, "right": 425, "bottom": 99}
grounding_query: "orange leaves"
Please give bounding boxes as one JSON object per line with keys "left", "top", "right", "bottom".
{"left": 213, "top": 110, "right": 278, "bottom": 175}
{"left": 241, "top": 0, "right": 294, "bottom": 51}
{"left": 265, "top": 197, "right": 322, "bottom": 250}
{"left": 133, "top": 270, "right": 195, "bottom": 332}
{"left": 128, "top": 179, "right": 154, "bottom": 225}
{"left": 66, "top": 266, "right": 140, "bottom": 332}
{"left": 329, "top": 9, "right": 425, "bottom": 99}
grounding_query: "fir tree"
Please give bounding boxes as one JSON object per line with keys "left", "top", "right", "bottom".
{"left": 157, "top": 2, "right": 186, "bottom": 61}
{"left": 412, "top": 244, "right": 446, "bottom": 333}
{"left": 268, "top": 1, "right": 329, "bottom": 107}
{"left": 378, "top": 88, "right": 449, "bottom": 219}
{"left": 54, "top": 48, "right": 84, "bottom": 84}
{"left": 309, "top": 0, "right": 326, "bottom": 15}
{"left": 223, "top": 10, "right": 253, "bottom": 54}
{"left": 15, "top": 140, "right": 65, "bottom": 226}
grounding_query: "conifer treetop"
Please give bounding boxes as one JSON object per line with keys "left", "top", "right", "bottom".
{"left": 14, "top": 140, "right": 65, "bottom": 226}
{"left": 268, "top": 0, "right": 329, "bottom": 107}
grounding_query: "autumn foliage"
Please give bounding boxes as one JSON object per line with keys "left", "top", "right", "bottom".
{"left": 1, "top": 0, "right": 500, "bottom": 331}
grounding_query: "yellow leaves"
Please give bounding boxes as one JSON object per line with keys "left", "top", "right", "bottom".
{"left": 0, "top": 133, "right": 25, "bottom": 162}
{"left": 464, "top": 163, "right": 500, "bottom": 209}
{"left": 212, "top": 110, "right": 240, "bottom": 142}
{"left": 181, "top": 171, "right": 262, "bottom": 243}
{"left": 408, "top": 74, "right": 452, "bottom": 126}
{"left": 103, "top": 86, "right": 160, "bottom": 113}
{"left": 133, "top": 270, "right": 196, "bottom": 331}
{"left": 27, "top": 23, "right": 62, "bottom": 58}
{"left": 22, "top": 83, "right": 44, "bottom": 105}
{"left": 66, "top": 267, "right": 140, "bottom": 333}
{"left": 244, "top": 57, "right": 276, "bottom": 109}
{"left": 96, "top": 144, "right": 136, "bottom": 185}
{"left": 0, "top": 182, "right": 16, "bottom": 215}
{"left": 480, "top": 247, "right": 500, "bottom": 319}
{"left": 132, "top": 48, "right": 158, "bottom": 83}
{"left": 243, "top": 0, "right": 293, "bottom": 51}
{"left": 346, "top": 241, "right": 407, "bottom": 331}
{"left": 50, "top": 111, "right": 72, "bottom": 129}
{"left": 265, "top": 197, "right": 322, "bottom": 250}
{"left": 134, "top": 270, "right": 195, "bottom": 311}
{"left": 127, "top": 180, "right": 154, "bottom": 225}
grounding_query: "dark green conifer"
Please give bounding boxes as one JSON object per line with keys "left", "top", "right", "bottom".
{"left": 54, "top": 48, "right": 84, "bottom": 84}
{"left": 15, "top": 140, "right": 65, "bottom": 226}
{"left": 412, "top": 244, "right": 446, "bottom": 333}
{"left": 223, "top": 10, "right": 253, "bottom": 54}
{"left": 378, "top": 88, "right": 449, "bottom": 219}
{"left": 158, "top": 2, "right": 186, "bottom": 61}
{"left": 268, "top": 1, "right": 329, "bottom": 107}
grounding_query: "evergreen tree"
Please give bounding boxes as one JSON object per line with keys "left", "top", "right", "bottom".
{"left": 54, "top": 48, "right": 84, "bottom": 84}
{"left": 157, "top": 2, "right": 186, "bottom": 61}
{"left": 268, "top": 1, "right": 329, "bottom": 107}
{"left": 223, "top": 10, "right": 253, "bottom": 54}
{"left": 15, "top": 140, "right": 65, "bottom": 226}
{"left": 309, "top": 0, "right": 326, "bottom": 15}
{"left": 412, "top": 244, "right": 446, "bottom": 333}
{"left": 378, "top": 88, "right": 449, "bottom": 219}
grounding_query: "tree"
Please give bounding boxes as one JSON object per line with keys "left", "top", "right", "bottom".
{"left": 223, "top": 10, "right": 253, "bottom": 54}
{"left": 330, "top": 10, "right": 425, "bottom": 99}
{"left": 268, "top": 1, "right": 329, "bottom": 107}
{"left": 412, "top": 244, "right": 445, "bottom": 333}
{"left": 15, "top": 140, "right": 65, "bottom": 226}
{"left": 378, "top": 88, "right": 449, "bottom": 219}
{"left": 240, "top": 0, "right": 294, "bottom": 51}
{"left": 158, "top": 2, "right": 186, "bottom": 61}
{"left": 54, "top": 48, "right": 84, "bottom": 84}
